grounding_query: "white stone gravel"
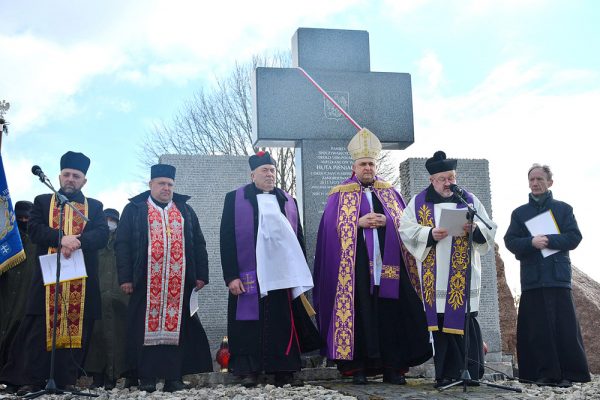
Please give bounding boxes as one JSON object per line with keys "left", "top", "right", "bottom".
{"left": 0, "top": 383, "right": 357, "bottom": 400}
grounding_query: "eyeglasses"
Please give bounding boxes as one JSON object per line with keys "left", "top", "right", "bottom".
{"left": 434, "top": 175, "right": 456, "bottom": 184}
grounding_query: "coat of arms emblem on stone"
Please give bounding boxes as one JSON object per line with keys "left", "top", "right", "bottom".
{"left": 324, "top": 91, "right": 349, "bottom": 120}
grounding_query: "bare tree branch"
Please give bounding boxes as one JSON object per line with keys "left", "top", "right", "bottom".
{"left": 141, "top": 52, "right": 297, "bottom": 193}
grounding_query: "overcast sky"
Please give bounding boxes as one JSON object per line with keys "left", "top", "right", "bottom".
{"left": 2, "top": 0, "right": 599, "bottom": 292}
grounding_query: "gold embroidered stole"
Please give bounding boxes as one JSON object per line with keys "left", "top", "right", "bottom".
{"left": 417, "top": 201, "right": 470, "bottom": 334}
{"left": 331, "top": 182, "right": 361, "bottom": 360}
{"left": 45, "top": 195, "right": 88, "bottom": 350}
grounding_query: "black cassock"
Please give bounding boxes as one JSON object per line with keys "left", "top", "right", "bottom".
{"left": 517, "top": 287, "right": 590, "bottom": 383}
{"left": 220, "top": 184, "right": 320, "bottom": 376}
{"left": 0, "top": 191, "right": 108, "bottom": 388}
{"left": 115, "top": 191, "right": 213, "bottom": 380}
{"left": 335, "top": 194, "right": 432, "bottom": 375}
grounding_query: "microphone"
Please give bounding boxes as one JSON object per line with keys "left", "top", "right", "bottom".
{"left": 31, "top": 165, "right": 47, "bottom": 181}
{"left": 449, "top": 183, "right": 465, "bottom": 195}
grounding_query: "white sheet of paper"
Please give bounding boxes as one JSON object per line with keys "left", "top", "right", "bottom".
{"left": 39, "top": 249, "right": 87, "bottom": 285}
{"left": 438, "top": 208, "right": 469, "bottom": 237}
{"left": 525, "top": 210, "right": 560, "bottom": 258}
{"left": 190, "top": 287, "right": 200, "bottom": 317}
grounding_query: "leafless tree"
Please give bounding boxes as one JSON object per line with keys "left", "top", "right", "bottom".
{"left": 140, "top": 53, "right": 400, "bottom": 194}
{"left": 141, "top": 52, "right": 297, "bottom": 193}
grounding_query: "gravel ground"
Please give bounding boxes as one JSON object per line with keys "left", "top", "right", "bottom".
{"left": 1, "top": 374, "right": 599, "bottom": 399}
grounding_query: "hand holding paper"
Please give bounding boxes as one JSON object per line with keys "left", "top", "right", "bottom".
{"left": 438, "top": 208, "right": 469, "bottom": 237}
{"left": 39, "top": 249, "right": 87, "bottom": 285}
{"left": 525, "top": 210, "right": 560, "bottom": 258}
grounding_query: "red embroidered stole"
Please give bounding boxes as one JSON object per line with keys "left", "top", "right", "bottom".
{"left": 144, "top": 200, "right": 186, "bottom": 346}
{"left": 45, "top": 195, "right": 88, "bottom": 351}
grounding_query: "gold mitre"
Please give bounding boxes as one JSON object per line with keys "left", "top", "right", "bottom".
{"left": 347, "top": 128, "right": 382, "bottom": 160}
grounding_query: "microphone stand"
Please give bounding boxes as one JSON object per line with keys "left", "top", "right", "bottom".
{"left": 26, "top": 174, "right": 97, "bottom": 399}
{"left": 439, "top": 189, "right": 521, "bottom": 394}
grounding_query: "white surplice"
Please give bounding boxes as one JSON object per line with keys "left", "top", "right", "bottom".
{"left": 255, "top": 194, "right": 313, "bottom": 298}
{"left": 398, "top": 194, "right": 497, "bottom": 312}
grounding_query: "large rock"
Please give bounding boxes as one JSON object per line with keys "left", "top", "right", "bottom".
{"left": 572, "top": 266, "right": 600, "bottom": 374}
{"left": 495, "top": 243, "right": 518, "bottom": 358}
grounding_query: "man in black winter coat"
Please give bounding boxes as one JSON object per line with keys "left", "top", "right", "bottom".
{"left": 504, "top": 163, "right": 590, "bottom": 388}
{"left": 115, "top": 164, "right": 212, "bottom": 393}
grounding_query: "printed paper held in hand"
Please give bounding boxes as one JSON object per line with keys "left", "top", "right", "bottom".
{"left": 39, "top": 249, "right": 87, "bottom": 285}
{"left": 525, "top": 210, "right": 560, "bottom": 258}
{"left": 190, "top": 287, "right": 200, "bottom": 317}
{"left": 439, "top": 208, "right": 469, "bottom": 237}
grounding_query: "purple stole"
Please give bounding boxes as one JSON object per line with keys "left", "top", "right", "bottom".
{"left": 415, "top": 188, "right": 473, "bottom": 334}
{"left": 234, "top": 184, "right": 298, "bottom": 320}
{"left": 329, "top": 177, "right": 421, "bottom": 360}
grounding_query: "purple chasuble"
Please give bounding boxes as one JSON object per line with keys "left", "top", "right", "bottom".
{"left": 234, "top": 184, "right": 297, "bottom": 320}
{"left": 313, "top": 176, "right": 420, "bottom": 360}
{"left": 414, "top": 188, "right": 474, "bottom": 334}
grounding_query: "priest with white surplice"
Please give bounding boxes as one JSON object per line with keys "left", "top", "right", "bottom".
{"left": 398, "top": 151, "right": 497, "bottom": 388}
{"left": 219, "top": 152, "right": 320, "bottom": 388}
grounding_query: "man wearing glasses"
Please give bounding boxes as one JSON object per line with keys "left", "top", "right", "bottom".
{"left": 399, "top": 151, "right": 497, "bottom": 388}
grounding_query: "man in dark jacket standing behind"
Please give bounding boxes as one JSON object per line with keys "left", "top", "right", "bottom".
{"left": 85, "top": 208, "right": 130, "bottom": 390}
{"left": 116, "top": 164, "right": 212, "bottom": 393}
{"left": 504, "top": 163, "right": 590, "bottom": 388}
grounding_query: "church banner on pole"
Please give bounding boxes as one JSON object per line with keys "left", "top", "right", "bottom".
{"left": 0, "top": 154, "right": 25, "bottom": 275}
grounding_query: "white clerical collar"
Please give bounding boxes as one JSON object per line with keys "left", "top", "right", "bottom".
{"left": 147, "top": 196, "right": 173, "bottom": 210}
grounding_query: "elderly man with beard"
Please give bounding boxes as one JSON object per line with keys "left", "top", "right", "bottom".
{"left": 0, "top": 151, "right": 109, "bottom": 396}
{"left": 399, "top": 151, "right": 497, "bottom": 388}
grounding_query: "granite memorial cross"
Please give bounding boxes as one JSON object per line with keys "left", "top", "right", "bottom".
{"left": 252, "top": 27, "right": 415, "bottom": 265}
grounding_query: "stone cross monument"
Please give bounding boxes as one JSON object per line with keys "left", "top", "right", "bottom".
{"left": 252, "top": 27, "right": 415, "bottom": 264}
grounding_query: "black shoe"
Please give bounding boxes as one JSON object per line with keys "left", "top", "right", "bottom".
{"left": 535, "top": 377, "right": 555, "bottom": 387}
{"left": 274, "top": 372, "right": 292, "bottom": 387}
{"left": 89, "top": 373, "right": 104, "bottom": 389}
{"left": 434, "top": 378, "right": 453, "bottom": 388}
{"left": 123, "top": 377, "right": 137, "bottom": 388}
{"left": 557, "top": 379, "right": 572, "bottom": 388}
{"left": 163, "top": 379, "right": 185, "bottom": 392}
{"left": 352, "top": 371, "right": 367, "bottom": 385}
{"left": 1, "top": 383, "right": 18, "bottom": 394}
{"left": 138, "top": 378, "right": 156, "bottom": 393}
{"left": 274, "top": 372, "right": 303, "bottom": 387}
{"left": 104, "top": 379, "right": 116, "bottom": 390}
{"left": 240, "top": 374, "right": 259, "bottom": 388}
{"left": 383, "top": 370, "right": 406, "bottom": 385}
{"left": 16, "top": 385, "right": 42, "bottom": 396}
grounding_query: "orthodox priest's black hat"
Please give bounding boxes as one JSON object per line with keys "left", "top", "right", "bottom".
{"left": 150, "top": 164, "right": 176, "bottom": 180}
{"left": 249, "top": 151, "right": 276, "bottom": 170}
{"left": 425, "top": 151, "right": 457, "bottom": 175}
{"left": 60, "top": 151, "right": 91, "bottom": 174}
